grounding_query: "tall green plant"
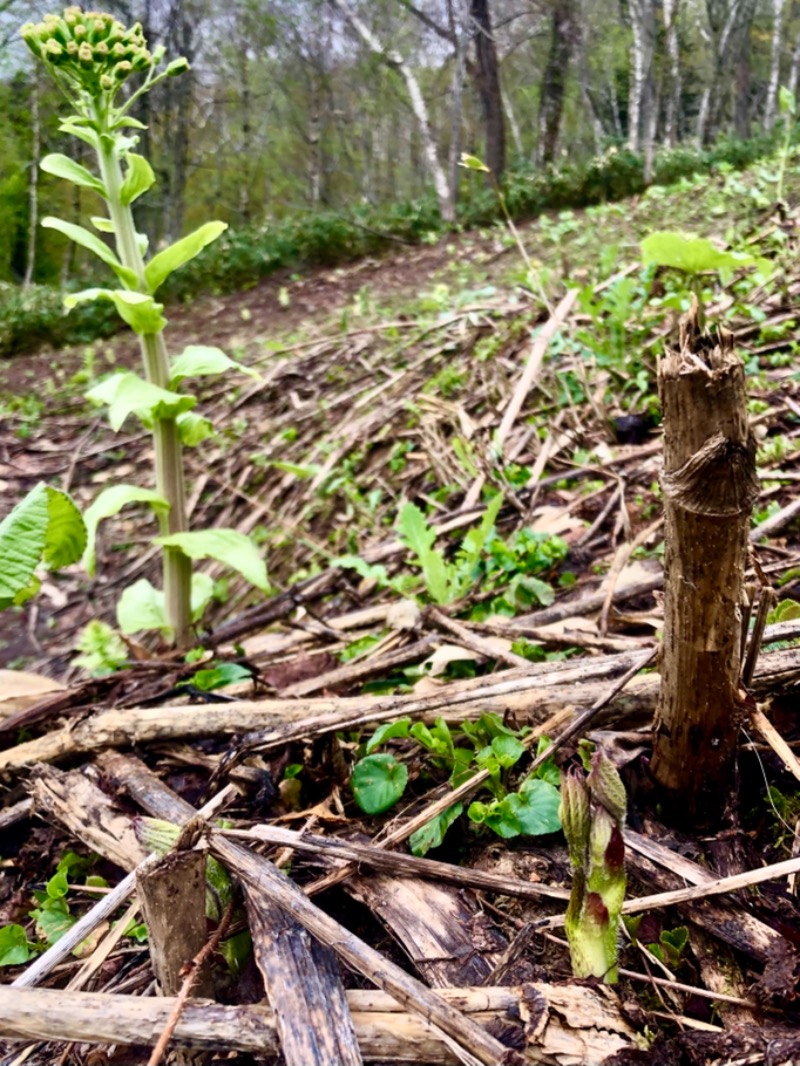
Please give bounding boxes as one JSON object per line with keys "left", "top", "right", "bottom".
{"left": 21, "top": 9, "right": 268, "bottom": 646}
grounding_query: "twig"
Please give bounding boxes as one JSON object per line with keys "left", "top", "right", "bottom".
{"left": 147, "top": 901, "right": 234, "bottom": 1066}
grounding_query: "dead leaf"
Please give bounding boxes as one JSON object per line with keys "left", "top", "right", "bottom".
{"left": 0, "top": 670, "right": 66, "bottom": 715}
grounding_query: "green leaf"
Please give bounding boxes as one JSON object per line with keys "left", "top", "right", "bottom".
{"left": 398, "top": 502, "right": 450, "bottom": 604}
{"left": 91, "top": 216, "right": 115, "bottom": 233}
{"left": 86, "top": 372, "right": 195, "bottom": 431}
{"left": 190, "top": 571, "right": 216, "bottom": 622}
{"left": 455, "top": 494, "right": 503, "bottom": 595}
{"left": 220, "top": 930, "right": 252, "bottom": 973}
{"left": 58, "top": 120, "right": 100, "bottom": 150}
{"left": 42, "top": 217, "right": 137, "bottom": 288}
{"left": 154, "top": 530, "right": 269, "bottom": 592}
{"left": 780, "top": 85, "right": 796, "bottom": 117}
{"left": 120, "top": 154, "right": 155, "bottom": 205}
{"left": 459, "top": 153, "right": 490, "bottom": 173}
{"left": 491, "top": 734, "right": 526, "bottom": 769}
{"left": 145, "top": 221, "right": 228, "bottom": 295}
{"left": 177, "top": 411, "right": 215, "bottom": 446}
{"left": 0, "top": 924, "right": 32, "bottom": 966}
{"left": 31, "top": 897, "right": 75, "bottom": 946}
{"left": 409, "top": 802, "right": 463, "bottom": 856}
{"left": 169, "top": 345, "right": 260, "bottom": 387}
{"left": 46, "top": 869, "right": 69, "bottom": 900}
{"left": 74, "top": 620, "right": 128, "bottom": 676}
{"left": 185, "top": 662, "right": 252, "bottom": 692}
{"left": 514, "top": 778, "right": 562, "bottom": 834}
{"left": 41, "top": 153, "right": 106, "bottom": 196}
{"left": 82, "top": 484, "right": 170, "bottom": 575}
{"left": 366, "top": 718, "right": 412, "bottom": 753}
{"left": 0, "top": 483, "right": 86, "bottom": 609}
{"left": 64, "top": 289, "right": 166, "bottom": 334}
{"left": 116, "top": 578, "right": 167, "bottom": 635}
{"left": 641, "top": 232, "right": 763, "bottom": 276}
{"left": 350, "top": 754, "right": 408, "bottom": 814}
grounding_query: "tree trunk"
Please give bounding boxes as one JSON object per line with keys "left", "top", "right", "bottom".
{"left": 332, "top": 0, "right": 454, "bottom": 221}
{"left": 23, "top": 68, "right": 39, "bottom": 289}
{"left": 788, "top": 25, "right": 800, "bottom": 100}
{"left": 663, "top": 0, "right": 682, "bottom": 146}
{"left": 651, "top": 303, "right": 759, "bottom": 827}
{"left": 628, "top": 0, "right": 656, "bottom": 154}
{"left": 447, "top": 0, "right": 469, "bottom": 209}
{"left": 764, "top": 0, "right": 785, "bottom": 130}
{"left": 469, "top": 0, "right": 506, "bottom": 178}
{"left": 697, "top": 0, "right": 757, "bottom": 145}
{"left": 536, "top": 0, "right": 576, "bottom": 165}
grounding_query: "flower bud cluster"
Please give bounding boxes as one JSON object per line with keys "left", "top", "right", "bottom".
{"left": 20, "top": 7, "right": 175, "bottom": 98}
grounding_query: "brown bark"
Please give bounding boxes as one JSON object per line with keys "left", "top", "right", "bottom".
{"left": 651, "top": 304, "right": 759, "bottom": 825}
{"left": 537, "top": 0, "right": 577, "bottom": 165}
{"left": 470, "top": 0, "right": 506, "bottom": 178}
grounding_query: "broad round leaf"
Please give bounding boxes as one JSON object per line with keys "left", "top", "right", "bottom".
{"left": 513, "top": 779, "right": 563, "bottom": 835}
{"left": 351, "top": 754, "right": 408, "bottom": 814}
{"left": 116, "top": 578, "right": 167, "bottom": 635}
{"left": 86, "top": 372, "right": 195, "bottom": 431}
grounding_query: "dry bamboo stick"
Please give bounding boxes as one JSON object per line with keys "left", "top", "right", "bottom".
{"left": 0, "top": 985, "right": 636, "bottom": 1064}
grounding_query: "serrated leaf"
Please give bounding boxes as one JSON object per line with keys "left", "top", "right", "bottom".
{"left": 82, "top": 484, "right": 170, "bottom": 576}
{"left": 398, "top": 502, "right": 450, "bottom": 604}
{"left": 154, "top": 530, "right": 269, "bottom": 591}
{"left": 86, "top": 372, "right": 195, "bottom": 431}
{"left": 120, "top": 153, "right": 155, "bottom": 205}
{"left": 41, "top": 153, "right": 106, "bottom": 196}
{"left": 64, "top": 288, "right": 167, "bottom": 334}
{"left": 145, "top": 221, "right": 227, "bottom": 295}
{"left": 170, "top": 344, "right": 260, "bottom": 387}
{"left": 350, "top": 754, "right": 408, "bottom": 814}
{"left": 0, "top": 484, "right": 86, "bottom": 609}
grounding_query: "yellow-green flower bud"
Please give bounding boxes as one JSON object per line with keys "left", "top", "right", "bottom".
{"left": 113, "top": 60, "right": 132, "bottom": 80}
{"left": 67, "top": 40, "right": 79, "bottom": 55}
{"left": 73, "top": 23, "right": 86, "bottom": 38}
{"left": 112, "top": 41, "right": 126, "bottom": 57}
{"left": 78, "top": 40, "right": 93, "bottom": 65}
{"left": 151, "top": 43, "right": 166, "bottom": 64}
{"left": 94, "top": 41, "right": 108, "bottom": 57}
{"left": 165, "top": 56, "right": 190, "bottom": 77}
{"left": 64, "top": 7, "right": 82, "bottom": 27}
{"left": 44, "top": 38, "right": 64, "bottom": 59}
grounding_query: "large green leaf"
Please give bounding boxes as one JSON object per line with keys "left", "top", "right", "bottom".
{"left": 120, "top": 154, "right": 155, "bottom": 206}
{"left": 86, "top": 372, "right": 196, "bottom": 431}
{"left": 0, "top": 483, "right": 86, "bottom": 610}
{"left": 64, "top": 288, "right": 167, "bottom": 335}
{"left": 154, "top": 529, "right": 269, "bottom": 591}
{"left": 169, "top": 345, "right": 260, "bottom": 387}
{"left": 145, "top": 221, "right": 228, "bottom": 295}
{"left": 41, "top": 153, "right": 106, "bottom": 196}
{"left": 641, "top": 232, "right": 767, "bottom": 276}
{"left": 176, "top": 411, "right": 215, "bottom": 446}
{"left": 82, "top": 484, "right": 170, "bottom": 576}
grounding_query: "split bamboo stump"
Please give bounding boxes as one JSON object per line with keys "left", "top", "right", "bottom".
{"left": 651, "top": 301, "right": 759, "bottom": 825}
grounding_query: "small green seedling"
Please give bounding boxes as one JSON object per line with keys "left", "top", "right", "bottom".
{"left": 351, "top": 714, "right": 562, "bottom": 854}
{"left": 21, "top": 9, "right": 269, "bottom": 646}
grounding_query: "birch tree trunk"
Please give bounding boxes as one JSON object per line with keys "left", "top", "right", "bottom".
{"left": 628, "top": 0, "right": 656, "bottom": 155}
{"left": 447, "top": 0, "right": 469, "bottom": 209}
{"left": 696, "top": 0, "right": 757, "bottom": 145}
{"left": 764, "top": 0, "right": 785, "bottom": 130}
{"left": 663, "top": 0, "right": 682, "bottom": 146}
{"left": 788, "top": 27, "right": 800, "bottom": 100}
{"left": 331, "top": 0, "right": 454, "bottom": 221}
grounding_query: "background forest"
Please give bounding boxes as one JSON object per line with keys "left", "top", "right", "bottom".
{"left": 0, "top": 0, "right": 797, "bottom": 319}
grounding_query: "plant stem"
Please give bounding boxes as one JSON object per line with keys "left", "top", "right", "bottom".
{"left": 96, "top": 135, "right": 191, "bottom": 646}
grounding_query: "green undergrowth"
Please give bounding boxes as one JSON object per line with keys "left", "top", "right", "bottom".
{"left": 0, "top": 132, "right": 782, "bottom": 358}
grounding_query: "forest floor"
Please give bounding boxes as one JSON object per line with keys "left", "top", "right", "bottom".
{"left": 2, "top": 156, "right": 800, "bottom": 1065}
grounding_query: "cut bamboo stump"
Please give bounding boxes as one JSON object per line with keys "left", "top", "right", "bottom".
{"left": 651, "top": 302, "right": 759, "bottom": 825}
